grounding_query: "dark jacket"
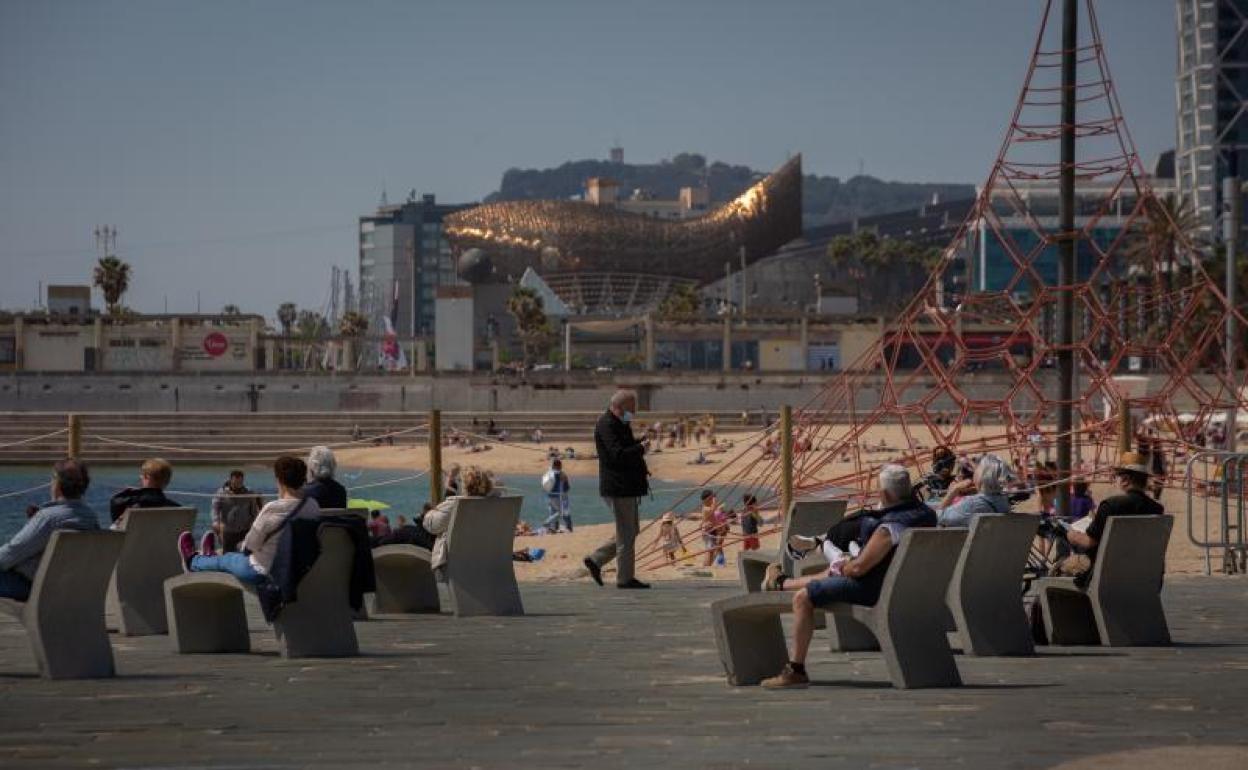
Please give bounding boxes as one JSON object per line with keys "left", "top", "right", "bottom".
{"left": 256, "top": 511, "right": 376, "bottom": 623}
{"left": 595, "top": 410, "right": 649, "bottom": 498}
{"left": 109, "top": 487, "right": 181, "bottom": 523}
{"left": 300, "top": 478, "right": 348, "bottom": 510}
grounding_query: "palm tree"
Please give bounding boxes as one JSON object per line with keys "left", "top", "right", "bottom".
{"left": 1123, "top": 194, "right": 1203, "bottom": 334}
{"left": 92, "top": 256, "right": 132, "bottom": 315}
{"left": 507, "top": 286, "right": 551, "bottom": 367}
{"left": 277, "top": 302, "right": 297, "bottom": 336}
{"left": 338, "top": 311, "right": 369, "bottom": 337}
{"left": 657, "top": 284, "right": 701, "bottom": 321}
{"left": 296, "top": 310, "right": 327, "bottom": 339}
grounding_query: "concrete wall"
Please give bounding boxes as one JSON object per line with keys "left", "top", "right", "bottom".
{"left": 24, "top": 327, "right": 92, "bottom": 371}
{"left": 0, "top": 370, "right": 1094, "bottom": 414}
{"left": 179, "top": 327, "right": 253, "bottom": 372}
{"left": 435, "top": 292, "right": 474, "bottom": 371}
{"left": 5, "top": 321, "right": 258, "bottom": 373}
{"left": 759, "top": 339, "right": 804, "bottom": 371}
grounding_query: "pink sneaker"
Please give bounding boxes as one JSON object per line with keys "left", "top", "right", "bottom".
{"left": 200, "top": 531, "right": 217, "bottom": 556}
{"left": 177, "top": 531, "right": 196, "bottom": 572}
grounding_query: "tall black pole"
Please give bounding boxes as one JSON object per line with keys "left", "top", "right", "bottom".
{"left": 1056, "top": 0, "right": 1077, "bottom": 517}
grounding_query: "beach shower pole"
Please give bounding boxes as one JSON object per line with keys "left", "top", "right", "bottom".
{"left": 1055, "top": 0, "right": 1077, "bottom": 517}
{"left": 1118, "top": 399, "right": 1132, "bottom": 455}
{"left": 67, "top": 414, "right": 81, "bottom": 458}
{"left": 780, "top": 405, "right": 793, "bottom": 517}
{"left": 429, "top": 410, "right": 442, "bottom": 506}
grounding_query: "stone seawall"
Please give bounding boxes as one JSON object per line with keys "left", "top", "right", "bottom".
{"left": 0, "top": 371, "right": 1074, "bottom": 414}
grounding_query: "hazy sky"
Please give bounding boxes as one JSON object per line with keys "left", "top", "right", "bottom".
{"left": 0, "top": 0, "right": 1176, "bottom": 321}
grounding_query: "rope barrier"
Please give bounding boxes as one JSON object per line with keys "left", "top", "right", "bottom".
{"left": 0, "top": 481, "right": 51, "bottom": 500}
{"left": 0, "top": 428, "right": 69, "bottom": 449}
{"left": 85, "top": 423, "right": 429, "bottom": 456}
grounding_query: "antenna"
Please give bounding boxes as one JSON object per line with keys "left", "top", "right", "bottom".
{"left": 380, "top": 184, "right": 389, "bottom": 208}
{"left": 93, "top": 225, "right": 118, "bottom": 259}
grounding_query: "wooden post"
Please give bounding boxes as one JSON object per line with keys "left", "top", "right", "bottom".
{"left": 1117, "top": 400, "right": 1132, "bottom": 455}
{"left": 68, "top": 414, "right": 81, "bottom": 458}
{"left": 429, "top": 409, "right": 442, "bottom": 506}
{"left": 780, "top": 405, "right": 793, "bottom": 518}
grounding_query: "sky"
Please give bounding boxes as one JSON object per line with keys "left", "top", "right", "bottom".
{"left": 0, "top": 0, "right": 1177, "bottom": 322}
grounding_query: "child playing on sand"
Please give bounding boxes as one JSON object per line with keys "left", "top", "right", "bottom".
{"left": 652, "top": 512, "right": 683, "bottom": 564}
{"left": 699, "top": 490, "right": 728, "bottom": 567}
{"left": 740, "top": 494, "right": 762, "bottom": 551}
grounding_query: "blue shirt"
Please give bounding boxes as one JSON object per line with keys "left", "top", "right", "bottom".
{"left": 937, "top": 493, "right": 1011, "bottom": 528}
{"left": 0, "top": 499, "right": 101, "bottom": 580}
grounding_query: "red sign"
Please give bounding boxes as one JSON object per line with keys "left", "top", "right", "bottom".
{"left": 202, "top": 332, "right": 229, "bottom": 357}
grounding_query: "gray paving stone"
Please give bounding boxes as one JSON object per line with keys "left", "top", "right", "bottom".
{"left": 0, "top": 577, "right": 1246, "bottom": 768}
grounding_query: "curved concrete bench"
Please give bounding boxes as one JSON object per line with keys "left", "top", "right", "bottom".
{"left": 319, "top": 508, "right": 368, "bottom": 621}
{"left": 0, "top": 530, "right": 126, "bottom": 679}
{"left": 163, "top": 572, "right": 252, "bottom": 654}
{"left": 443, "top": 495, "right": 525, "bottom": 617}
{"left": 1037, "top": 515, "right": 1172, "bottom": 647}
{"left": 711, "top": 528, "right": 967, "bottom": 689}
{"left": 946, "top": 514, "right": 1038, "bottom": 656}
{"left": 107, "top": 506, "right": 198, "bottom": 636}
{"left": 164, "top": 525, "right": 360, "bottom": 657}
{"left": 737, "top": 498, "right": 847, "bottom": 592}
{"left": 371, "top": 545, "right": 440, "bottom": 614}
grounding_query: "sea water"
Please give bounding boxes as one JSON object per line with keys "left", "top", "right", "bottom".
{"left": 0, "top": 464, "right": 753, "bottom": 540}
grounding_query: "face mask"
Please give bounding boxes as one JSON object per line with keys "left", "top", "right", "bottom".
{"left": 621, "top": 411, "right": 634, "bottom": 424}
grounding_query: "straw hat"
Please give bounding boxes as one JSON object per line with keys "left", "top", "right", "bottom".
{"left": 1111, "top": 451, "right": 1153, "bottom": 476}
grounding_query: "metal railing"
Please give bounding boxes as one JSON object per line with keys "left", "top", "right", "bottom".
{"left": 1186, "top": 450, "right": 1248, "bottom": 575}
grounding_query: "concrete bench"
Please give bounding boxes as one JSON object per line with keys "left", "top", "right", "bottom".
{"left": 371, "top": 545, "right": 440, "bottom": 614}
{"left": 164, "top": 525, "right": 360, "bottom": 657}
{"left": 320, "top": 508, "right": 369, "bottom": 621}
{"left": 441, "top": 495, "right": 525, "bottom": 617}
{"left": 711, "top": 528, "right": 967, "bottom": 689}
{"left": 737, "top": 498, "right": 847, "bottom": 591}
{"left": 0, "top": 530, "right": 126, "bottom": 679}
{"left": 106, "top": 506, "right": 198, "bottom": 636}
{"left": 946, "top": 514, "right": 1038, "bottom": 656}
{"left": 1036, "top": 515, "right": 1172, "bottom": 646}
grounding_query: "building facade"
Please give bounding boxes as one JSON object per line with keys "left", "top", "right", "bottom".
{"left": 358, "top": 194, "right": 476, "bottom": 337}
{"left": 1176, "top": 0, "right": 1248, "bottom": 238}
{"left": 975, "top": 170, "right": 1176, "bottom": 295}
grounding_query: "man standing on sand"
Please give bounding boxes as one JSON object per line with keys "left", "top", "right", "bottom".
{"left": 583, "top": 389, "right": 651, "bottom": 589}
{"left": 211, "top": 469, "right": 260, "bottom": 554}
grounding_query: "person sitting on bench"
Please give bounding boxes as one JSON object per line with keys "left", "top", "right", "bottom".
{"left": 1055, "top": 451, "right": 1164, "bottom": 584}
{"left": 936, "top": 454, "right": 1012, "bottom": 527}
{"left": 108, "top": 457, "right": 180, "bottom": 525}
{"left": 422, "top": 466, "right": 497, "bottom": 581}
{"left": 178, "top": 455, "right": 321, "bottom": 585}
{"left": 300, "top": 446, "right": 347, "bottom": 509}
{"left": 0, "top": 458, "right": 100, "bottom": 601}
{"left": 757, "top": 464, "right": 936, "bottom": 689}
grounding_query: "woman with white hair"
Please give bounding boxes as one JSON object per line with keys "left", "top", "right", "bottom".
{"left": 300, "top": 445, "right": 348, "bottom": 509}
{"left": 936, "top": 453, "right": 1013, "bottom": 527}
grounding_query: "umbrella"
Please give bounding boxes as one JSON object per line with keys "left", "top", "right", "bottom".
{"left": 347, "top": 498, "right": 391, "bottom": 511}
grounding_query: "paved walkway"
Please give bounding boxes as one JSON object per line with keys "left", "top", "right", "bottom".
{"left": 1, "top": 577, "right": 1247, "bottom": 769}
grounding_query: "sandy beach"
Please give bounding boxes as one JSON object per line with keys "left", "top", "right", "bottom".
{"left": 336, "top": 422, "right": 1223, "bottom": 582}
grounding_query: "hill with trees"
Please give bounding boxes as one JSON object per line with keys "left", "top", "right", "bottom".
{"left": 485, "top": 153, "right": 974, "bottom": 227}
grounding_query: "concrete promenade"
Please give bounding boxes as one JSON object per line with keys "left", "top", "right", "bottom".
{"left": 1, "top": 577, "right": 1246, "bottom": 769}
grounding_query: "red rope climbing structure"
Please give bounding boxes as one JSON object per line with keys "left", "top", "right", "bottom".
{"left": 672, "top": 0, "right": 1248, "bottom": 524}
